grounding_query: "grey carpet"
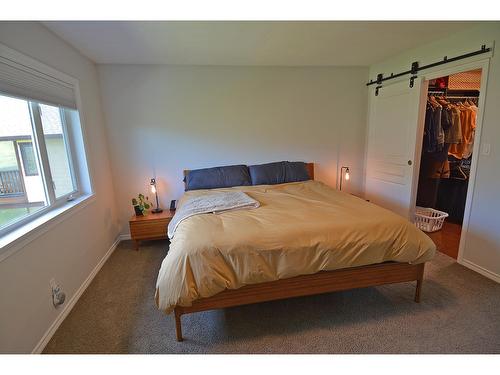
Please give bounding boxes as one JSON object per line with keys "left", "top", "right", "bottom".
{"left": 43, "top": 240, "right": 500, "bottom": 354}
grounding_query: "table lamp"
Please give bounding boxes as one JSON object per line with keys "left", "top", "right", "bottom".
{"left": 150, "top": 178, "right": 163, "bottom": 214}
{"left": 340, "top": 166, "right": 350, "bottom": 191}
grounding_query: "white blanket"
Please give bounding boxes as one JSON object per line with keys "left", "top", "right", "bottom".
{"left": 167, "top": 191, "right": 260, "bottom": 238}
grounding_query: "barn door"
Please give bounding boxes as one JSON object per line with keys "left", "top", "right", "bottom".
{"left": 365, "top": 78, "right": 428, "bottom": 220}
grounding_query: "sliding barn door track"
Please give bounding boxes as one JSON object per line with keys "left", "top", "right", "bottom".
{"left": 367, "top": 44, "right": 491, "bottom": 95}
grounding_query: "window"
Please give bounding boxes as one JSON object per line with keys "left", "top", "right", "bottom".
{"left": 0, "top": 93, "right": 83, "bottom": 234}
{"left": 0, "top": 42, "right": 92, "bottom": 241}
{"left": 39, "top": 103, "right": 76, "bottom": 198}
{"left": 0, "top": 95, "right": 47, "bottom": 231}
{"left": 18, "top": 141, "right": 38, "bottom": 176}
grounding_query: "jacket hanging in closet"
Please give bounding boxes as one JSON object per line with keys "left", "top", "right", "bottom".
{"left": 423, "top": 103, "right": 444, "bottom": 153}
{"left": 444, "top": 105, "right": 462, "bottom": 144}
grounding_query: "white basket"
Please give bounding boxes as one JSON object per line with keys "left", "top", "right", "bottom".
{"left": 414, "top": 206, "right": 449, "bottom": 233}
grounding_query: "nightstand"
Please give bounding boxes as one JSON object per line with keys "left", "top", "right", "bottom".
{"left": 129, "top": 210, "right": 175, "bottom": 250}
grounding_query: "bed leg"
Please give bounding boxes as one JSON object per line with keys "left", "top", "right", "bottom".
{"left": 174, "top": 308, "right": 183, "bottom": 342}
{"left": 414, "top": 263, "right": 425, "bottom": 303}
{"left": 415, "top": 279, "right": 422, "bottom": 303}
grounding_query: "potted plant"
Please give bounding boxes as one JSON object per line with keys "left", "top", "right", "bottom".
{"left": 131, "top": 194, "right": 151, "bottom": 216}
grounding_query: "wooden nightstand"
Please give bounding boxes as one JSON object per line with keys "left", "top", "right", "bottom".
{"left": 129, "top": 210, "right": 175, "bottom": 250}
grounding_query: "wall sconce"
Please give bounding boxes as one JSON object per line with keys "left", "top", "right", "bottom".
{"left": 150, "top": 178, "right": 163, "bottom": 214}
{"left": 340, "top": 166, "right": 350, "bottom": 191}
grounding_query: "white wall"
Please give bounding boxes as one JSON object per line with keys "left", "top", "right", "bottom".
{"left": 0, "top": 22, "right": 120, "bottom": 353}
{"left": 368, "top": 23, "right": 500, "bottom": 281}
{"left": 98, "top": 65, "right": 368, "bottom": 233}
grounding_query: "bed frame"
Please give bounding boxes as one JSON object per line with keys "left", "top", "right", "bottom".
{"left": 174, "top": 163, "right": 426, "bottom": 342}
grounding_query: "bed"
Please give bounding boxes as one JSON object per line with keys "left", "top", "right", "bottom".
{"left": 155, "top": 163, "right": 436, "bottom": 341}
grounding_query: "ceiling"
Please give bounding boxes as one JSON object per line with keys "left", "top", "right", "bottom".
{"left": 43, "top": 21, "right": 479, "bottom": 66}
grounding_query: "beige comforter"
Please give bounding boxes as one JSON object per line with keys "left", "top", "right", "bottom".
{"left": 155, "top": 180, "right": 435, "bottom": 313}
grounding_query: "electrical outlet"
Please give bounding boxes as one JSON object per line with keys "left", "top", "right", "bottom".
{"left": 49, "top": 278, "right": 66, "bottom": 307}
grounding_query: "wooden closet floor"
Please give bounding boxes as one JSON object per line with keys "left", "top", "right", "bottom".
{"left": 426, "top": 222, "right": 462, "bottom": 260}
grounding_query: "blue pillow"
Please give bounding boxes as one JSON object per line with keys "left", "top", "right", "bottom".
{"left": 185, "top": 164, "right": 251, "bottom": 191}
{"left": 248, "top": 161, "right": 310, "bottom": 186}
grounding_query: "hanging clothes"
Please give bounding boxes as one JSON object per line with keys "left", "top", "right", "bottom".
{"left": 441, "top": 106, "right": 452, "bottom": 132}
{"left": 423, "top": 102, "right": 444, "bottom": 153}
{"left": 417, "top": 101, "right": 448, "bottom": 208}
{"left": 462, "top": 104, "right": 477, "bottom": 159}
{"left": 449, "top": 103, "right": 477, "bottom": 159}
{"left": 444, "top": 105, "right": 462, "bottom": 144}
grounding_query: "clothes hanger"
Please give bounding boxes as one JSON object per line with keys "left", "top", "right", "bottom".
{"left": 457, "top": 166, "right": 468, "bottom": 180}
{"left": 428, "top": 95, "right": 441, "bottom": 108}
{"left": 437, "top": 97, "right": 450, "bottom": 106}
{"left": 449, "top": 162, "right": 468, "bottom": 181}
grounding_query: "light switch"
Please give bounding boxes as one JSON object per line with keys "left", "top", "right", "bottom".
{"left": 481, "top": 143, "right": 491, "bottom": 156}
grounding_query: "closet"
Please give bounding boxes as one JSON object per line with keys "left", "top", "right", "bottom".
{"left": 415, "top": 69, "right": 481, "bottom": 259}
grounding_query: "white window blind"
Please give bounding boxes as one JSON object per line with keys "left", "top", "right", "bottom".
{"left": 0, "top": 54, "right": 77, "bottom": 109}
{"left": 0, "top": 43, "right": 93, "bottom": 244}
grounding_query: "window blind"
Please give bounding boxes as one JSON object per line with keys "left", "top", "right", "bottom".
{"left": 0, "top": 55, "right": 77, "bottom": 109}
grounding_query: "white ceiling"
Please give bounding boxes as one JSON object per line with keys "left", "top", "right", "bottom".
{"left": 43, "top": 21, "right": 478, "bottom": 66}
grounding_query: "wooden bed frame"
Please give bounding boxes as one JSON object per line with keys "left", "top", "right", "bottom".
{"left": 174, "top": 163, "right": 426, "bottom": 342}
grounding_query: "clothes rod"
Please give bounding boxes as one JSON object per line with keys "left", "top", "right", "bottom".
{"left": 428, "top": 93, "right": 479, "bottom": 96}
{"left": 366, "top": 44, "right": 491, "bottom": 87}
{"left": 428, "top": 93, "right": 479, "bottom": 98}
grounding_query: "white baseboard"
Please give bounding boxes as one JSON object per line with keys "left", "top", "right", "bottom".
{"left": 459, "top": 258, "right": 500, "bottom": 283}
{"left": 31, "top": 235, "right": 122, "bottom": 354}
{"left": 119, "top": 233, "right": 131, "bottom": 241}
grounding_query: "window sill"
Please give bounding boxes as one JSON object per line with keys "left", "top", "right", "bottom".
{"left": 0, "top": 194, "right": 96, "bottom": 263}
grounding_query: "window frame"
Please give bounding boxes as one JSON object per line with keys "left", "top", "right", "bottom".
{"left": 58, "top": 105, "right": 79, "bottom": 199}
{"left": 0, "top": 96, "right": 83, "bottom": 237}
{"left": 0, "top": 42, "right": 94, "bottom": 248}
{"left": 17, "top": 140, "right": 39, "bottom": 177}
{"left": 30, "top": 102, "right": 79, "bottom": 202}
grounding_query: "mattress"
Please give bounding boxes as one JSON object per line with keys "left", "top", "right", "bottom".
{"left": 155, "top": 180, "right": 435, "bottom": 313}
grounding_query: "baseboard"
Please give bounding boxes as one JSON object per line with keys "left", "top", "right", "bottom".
{"left": 119, "top": 233, "right": 131, "bottom": 241}
{"left": 459, "top": 258, "right": 500, "bottom": 283}
{"left": 31, "top": 235, "right": 122, "bottom": 354}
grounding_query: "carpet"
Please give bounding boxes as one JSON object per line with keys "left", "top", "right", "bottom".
{"left": 43, "top": 240, "right": 500, "bottom": 353}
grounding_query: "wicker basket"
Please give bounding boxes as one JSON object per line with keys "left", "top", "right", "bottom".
{"left": 414, "top": 206, "right": 449, "bottom": 233}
